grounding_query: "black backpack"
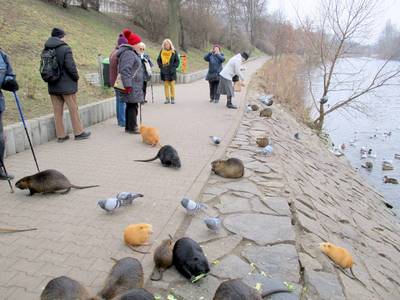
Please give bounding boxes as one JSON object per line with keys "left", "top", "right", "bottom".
{"left": 39, "top": 48, "right": 61, "bottom": 83}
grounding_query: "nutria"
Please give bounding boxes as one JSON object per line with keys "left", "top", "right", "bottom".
{"left": 361, "top": 161, "right": 373, "bottom": 169}
{"left": 251, "top": 104, "right": 259, "bottom": 111}
{"left": 99, "top": 257, "right": 144, "bottom": 300}
{"left": 140, "top": 125, "right": 160, "bottom": 146}
{"left": 383, "top": 176, "right": 399, "bottom": 184}
{"left": 151, "top": 235, "right": 174, "bottom": 281}
{"left": 173, "top": 237, "right": 210, "bottom": 281}
{"left": 124, "top": 223, "right": 153, "bottom": 247}
{"left": 15, "top": 169, "right": 98, "bottom": 195}
{"left": 135, "top": 145, "right": 181, "bottom": 168}
{"left": 211, "top": 158, "right": 244, "bottom": 178}
{"left": 256, "top": 137, "right": 269, "bottom": 148}
{"left": 213, "top": 279, "right": 291, "bottom": 299}
{"left": 113, "top": 288, "right": 154, "bottom": 300}
{"left": 259, "top": 108, "right": 272, "bottom": 118}
{"left": 41, "top": 276, "right": 98, "bottom": 300}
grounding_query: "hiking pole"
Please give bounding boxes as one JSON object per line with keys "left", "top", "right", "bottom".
{"left": 150, "top": 82, "right": 154, "bottom": 103}
{"left": 12, "top": 92, "right": 40, "bottom": 172}
{"left": 139, "top": 103, "right": 142, "bottom": 125}
{"left": 0, "top": 158, "right": 14, "bottom": 193}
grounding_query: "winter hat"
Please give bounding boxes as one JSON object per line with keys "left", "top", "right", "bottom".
{"left": 117, "top": 33, "right": 128, "bottom": 46}
{"left": 122, "top": 28, "right": 142, "bottom": 46}
{"left": 241, "top": 52, "right": 249, "bottom": 61}
{"left": 51, "top": 28, "right": 65, "bottom": 38}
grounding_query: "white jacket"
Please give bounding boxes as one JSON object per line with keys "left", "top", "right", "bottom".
{"left": 219, "top": 53, "right": 245, "bottom": 81}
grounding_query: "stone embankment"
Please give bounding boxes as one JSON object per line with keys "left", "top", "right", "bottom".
{"left": 147, "top": 88, "right": 400, "bottom": 299}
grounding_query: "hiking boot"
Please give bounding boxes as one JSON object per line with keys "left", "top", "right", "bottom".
{"left": 0, "top": 169, "right": 14, "bottom": 180}
{"left": 171, "top": 99, "right": 176, "bottom": 104}
{"left": 226, "top": 100, "right": 237, "bottom": 109}
{"left": 164, "top": 98, "right": 170, "bottom": 104}
{"left": 57, "top": 135, "right": 70, "bottom": 143}
{"left": 74, "top": 131, "right": 91, "bottom": 140}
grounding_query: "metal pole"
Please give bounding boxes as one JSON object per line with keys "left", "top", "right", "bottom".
{"left": 0, "top": 158, "right": 14, "bottom": 193}
{"left": 150, "top": 82, "right": 154, "bottom": 103}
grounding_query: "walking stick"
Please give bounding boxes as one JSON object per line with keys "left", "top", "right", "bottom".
{"left": 12, "top": 92, "right": 40, "bottom": 172}
{"left": 0, "top": 158, "right": 14, "bottom": 193}
{"left": 150, "top": 82, "right": 154, "bottom": 103}
{"left": 139, "top": 103, "right": 142, "bottom": 125}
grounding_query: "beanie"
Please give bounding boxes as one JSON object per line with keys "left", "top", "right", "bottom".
{"left": 117, "top": 33, "right": 128, "bottom": 46}
{"left": 128, "top": 33, "right": 142, "bottom": 46}
{"left": 51, "top": 28, "right": 65, "bottom": 38}
{"left": 241, "top": 52, "right": 249, "bottom": 61}
{"left": 122, "top": 28, "right": 132, "bottom": 39}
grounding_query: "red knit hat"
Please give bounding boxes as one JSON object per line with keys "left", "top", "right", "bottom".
{"left": 122, "top": 28, "right": 142, "bottom": 46}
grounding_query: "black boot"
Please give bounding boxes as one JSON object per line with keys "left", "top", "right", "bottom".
{"left": 226, "top": 99, "right": 237, "bottom": 109}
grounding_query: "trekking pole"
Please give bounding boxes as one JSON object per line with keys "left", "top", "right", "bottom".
{"left": 139, "top": 103, "right": 142, "bottom": 125}
{"left": 12, "top": 92, "right": 40, "bottom": 172}
{"left": 150, "top": 82, "right": 154, "bottom": 103}
{"left": 0, "top": 158, "right": 14, "bottom": 193}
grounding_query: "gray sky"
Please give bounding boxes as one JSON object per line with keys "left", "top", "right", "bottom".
{"left": 268, "top": 0, "right": 400, "bottom": 42}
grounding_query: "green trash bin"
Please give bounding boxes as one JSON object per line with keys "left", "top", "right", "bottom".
{"left": 102, "top": 57, "right": 110, "bottom": 87}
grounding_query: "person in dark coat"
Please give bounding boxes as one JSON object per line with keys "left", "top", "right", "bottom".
{"left": 0, "top": 48, "right": 18, "bottom": 180}
{"left": 117, "top": 30, "right": 144, "bottom": 134}
{"left": 44, "top": 28, "right": 90, "bottom": 142}
{"left": 109, "top": 33, "right": 128, "bottom": 127}
{"left": 157, "top": 39, "right": 180, "bottom": 104}
{"left": 137, "top": 42, "right": 153, "bottom": 104}
{"left": 204, "top": 44, "right": 225, "bottom": 103}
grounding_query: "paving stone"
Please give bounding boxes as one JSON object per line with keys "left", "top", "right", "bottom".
{"left": 250, "top": 198, "right": 278, "bottom": 214}
{"left": 305, "top": 270, "right": 345, "bottom": 300}
{"left": 242, "top": 245, "right": 300, "bottom": 283}
{"left": 261, "top": 197, "right": 291, "bottom": 216}
{"left": 221, "top": 180, "right": 262, "bottom": 196}
{"left": 201, "top": 235, "right": 242, "bottom": 262}
{"left": 224, "top": 214, "right": 295, "bottom": 245}
{"left": 215, "top": 194, "right": 252, "bottom": 214}
{"left": 185, "top": 213, "right": 228, "bottom": 243}
{"left": 172, "top": 274, "right": 221, "bottom": 300}
{"left": 211, "top": 255, "right": 252, "bottom": 279}
{"left": 203, "top": 186, "right": 228, "bottom": 196}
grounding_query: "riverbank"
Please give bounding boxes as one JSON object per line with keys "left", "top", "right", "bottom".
{"left": 146, "top": 77, "right": 400, "bottom": 299}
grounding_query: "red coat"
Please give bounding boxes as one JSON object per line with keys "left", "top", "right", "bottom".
{"left": 109, "top": 48, "right": 118, "bottom": 87}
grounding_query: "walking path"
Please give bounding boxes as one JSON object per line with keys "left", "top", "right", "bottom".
{"left": 0, "top": 57, "right": 267, "bottom": 299}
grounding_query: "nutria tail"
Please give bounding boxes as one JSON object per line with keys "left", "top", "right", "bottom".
{"left": 261, "top": 288, "right": 291, "bottom": 297}
{"left": 150, "top": 269, "right": 163, "bottom": 281}
{"left": 70, "top": 184, "right": 99, "bottom": 190}
{"left": 134, "top": 155, "right": 158, "bottom": 163}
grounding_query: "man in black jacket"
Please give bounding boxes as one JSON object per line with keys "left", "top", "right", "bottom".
{"left": 44, "top": 28, "right": 90, "bottom": 142}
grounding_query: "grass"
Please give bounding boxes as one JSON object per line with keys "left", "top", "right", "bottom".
{"left": 1, "top": 0, "right": 262, "bottom": 125}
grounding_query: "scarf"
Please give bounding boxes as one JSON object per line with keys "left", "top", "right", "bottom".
{"left": 161, "top": 50, "right": 173, "bottom": 65}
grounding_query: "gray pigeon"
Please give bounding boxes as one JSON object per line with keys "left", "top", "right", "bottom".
{"left": 181, "top": 197, "right": 208, "bottom": 215}
{"left": 210, "top": 136, "right": 222, "bottom": 145}
{"left": 259, "top": 95, "right": 273, "bottom": 106}
{"left": 204, "top": 217, "right": 221, "bottom": 231}
{"left": 116, "top": 192, "right": 143, "bottom": 205}
{"left": 98, "top": 192, "right": 143, "bottom": 213}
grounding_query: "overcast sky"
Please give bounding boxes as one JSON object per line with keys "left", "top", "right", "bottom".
{"left": 268, "top": 0, "right": 400, "bottom": 42}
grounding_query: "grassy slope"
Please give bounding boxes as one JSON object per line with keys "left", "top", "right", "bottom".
{"left": 0, "top": 0, "right": 256, "bottom": 124}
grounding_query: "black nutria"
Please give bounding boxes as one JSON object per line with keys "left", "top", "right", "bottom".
{"left": 40, "top": 276, "right": 99, "bottom": 300}
{"left": 113, "top": 288, "right": 154, "bottom": 300}
{"left": 260, "top": 108, "right": 272, "bottom": 118}
{"left": 99, "top": 257, "right": 144, "bottom": 300}
{"left": 211, "top": 158, "right": 244, "bottom": 178}
{"left": 151, "top": 235, "right": 174, "bottom": 281}
{"left": 135, "top": 145, "right": 181, "bottom": 168}
{"left": 383, "top": 176, "right": 399, "bottom": 184}
{"left": 15, "top": 169, "right": 98, "bottom": 195}
{"left": 213, "top": 279, "right": 291, "bottom": 299}
{"left": 173, "top": 237, "right": 210, "bottom": 281}
{"left": 256, "top": 137, "right": 269, "bottom": 147}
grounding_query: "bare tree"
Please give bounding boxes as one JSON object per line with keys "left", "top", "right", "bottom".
{"left": 168, "top": 0, "right": 182, "bottom": 47}
{"left": 297, "top": 0, "right": 400, "bottom": 131}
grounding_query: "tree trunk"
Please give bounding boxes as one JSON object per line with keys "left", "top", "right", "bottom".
{"left": 81, "top": 0, "right": 88, "bottom": 9}
{"left": 168, "top": 0, "right": 181, "bottom": 47}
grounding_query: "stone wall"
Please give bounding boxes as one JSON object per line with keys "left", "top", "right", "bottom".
{"left": 68, "top": 0, "right": 129, "bottom": 15}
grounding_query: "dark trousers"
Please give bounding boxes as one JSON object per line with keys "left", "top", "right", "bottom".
{"left": 125, "top": 102, "right": 138, "bottom": 132}
{"left": 0, "top": 111, "right": 4, "bottom": 162}
{"left": 143, "top": 81, "right": 148, "bottom": 101}
{"left": 209, "top": 80, "right": 220, "bottom": 101}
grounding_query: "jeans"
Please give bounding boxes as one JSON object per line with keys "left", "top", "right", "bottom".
{"left": 0, "top": 111, "right": 4, "bottom": 163}
{"left": 208, "top": 80, "right": 220, "bottom": 101}
{"left": 115, "top": 89, "right": 126, "bottom": 127}
{"left": 125, "top": 102, "right": 138, "bottom": 132}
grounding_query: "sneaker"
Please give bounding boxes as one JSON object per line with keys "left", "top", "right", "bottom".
{"left": 74, "top": 131, "right": 91, "bottom": 140}
{"left": 0, "top": 169, "right": 14, "bottom": 180}
{"left": 171, "top": 99, "right": 175, "bottom": 104}
{"left": 164, "top": 99, "right": 170, "bottom": 104}
{"left": 226, "top": 102, "right": 237, "bottom": 109}
{"left": 57, "top": 135, "right": 70, "bottom": 143}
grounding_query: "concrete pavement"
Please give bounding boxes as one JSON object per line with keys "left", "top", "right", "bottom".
{"left": 0, "top": 57, "right": 267, "bottom": 299}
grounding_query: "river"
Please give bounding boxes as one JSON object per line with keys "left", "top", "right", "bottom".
{"left": 310, "top": 57, "right": 400, "bottom": 218}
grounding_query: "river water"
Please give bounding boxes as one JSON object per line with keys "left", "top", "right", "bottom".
{"left": 310, "top": 58, "right": 400, "bottom": 218}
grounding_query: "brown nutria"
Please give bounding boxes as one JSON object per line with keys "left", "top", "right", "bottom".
{"left": 259, "top": 108, "right": 272, "bottom": 118}
{"left": 151, "top": 235, "right": 174, "bottom": 281}
{"left": 15, "top": 169, "right": 98, "bottom": 195}
{"left": 256, "top": 137, "right": 269, "bottom": 148}
{"left": 251, "top": 104, "right": 259, "bottom": 111}
{"left": 383, "top": 176, "right": 399, "bottom": 184}
{"left": 124, "top": 224, "right": 153, "bottom": 246}
{"left": 135, "top": 145, "right": 181, "bottom": 168}
{"left": 99, "top": 257, "right": 144, "bottom": 300}
{"left": 213, "top": 279, "right": 291, "bottom": 299}
{"left": 361, "top": 161, "right": 373, "bottom": 169}
{"left": 211, "top": 158, "right": 244, "bottom": 179}
{"left": 113, "top": 288, "right": 154, "bottom": 300}
{"left": 41, "top": 276, "right": 98, "bottom": 300}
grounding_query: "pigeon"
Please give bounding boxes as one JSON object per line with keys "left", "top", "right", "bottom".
{"left": 258, "top": 95, "right": 274, "bottom": 106}
{"left": 204, "top": 217, "right": 221, "bottom": 231}
{"left": 210, "top": 136, "right": 222, "bottom": 145}
{"left": 259, "top": 145, "right": 273, "bottom": 155}
{"left": 181, "top": 197, "right": 207, "bottom": 215}
{"left": 294, "top": 133, "right": 300, "bottom": 140}
{"left": 116, "top": 192, "right": 144, "bottom": 205}
{"left": 98, "top": 198, "right": 121, "bottom": 213}
{"left": 246, "top": 105, "right": 252, "bottom": 112}
{"left": 341, "top": 143, "right": 346, "bottom": 150}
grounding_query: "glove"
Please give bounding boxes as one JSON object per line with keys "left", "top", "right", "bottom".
{"left": 2, "top": 76, "right": 19, "bottom": 92}
{"left": 124, "top": 87, "right": 132, "bottom": 94}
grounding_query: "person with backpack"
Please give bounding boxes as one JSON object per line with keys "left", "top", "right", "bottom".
{"left": 157, "top": 39, "right": 180, "bottom": 104}
{"left": 109, "top": 33, "right": 128, "bottom": 127}
{"left": 117, "top": 30, "right": 144, "bottom": 134}
{"left": 41, "top": 28, "right": 90, "bottom": 142}
{"left": 137, "top": 42, "right": 153, "bottom": 104}
{"left": 204, "top": 44, "right": 225, "bottom": 103}
{"left": 0, "top": 48, "right": 19, "bottom": 180}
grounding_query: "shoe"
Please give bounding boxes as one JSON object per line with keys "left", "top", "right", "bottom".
{"left": 164, "top": 99, "right": 170, "bottom": 104}
{"left": 0, "top": 169, "right": 14, "bottom": 180}
{"left": 74, "top": 131, "right": 91, "bottom": 140}
{"left": 57, "top": 135, "right": 70, "bottom": 143}
{"left": 133, "top": 127, "right": 140, "bottom": 134}
{"left": 125, "top": 129, "right": 135, "bottom": 134}
{"left": 209, "top": 99, "right": 214, "bottom": 103}
{"left": 171, "top": 99, "right": 175, "bottom": 104}
{"left": 226, "top": 100, "right": 237, "bottom": 109}
{"left": 214, "top": 99, "right": 219, "bottom": 104}
{"left": 144, "top": 100, "right": 148, "bottom": 104}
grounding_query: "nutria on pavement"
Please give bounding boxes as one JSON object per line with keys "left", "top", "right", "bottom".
{"left": 113, "top": 288, "right": 154, "bottom": 300}
{"left": 211, "top": 158, "right": 244, "bottom": 178}
{"left": 135, "top": 145, "right": 181, "bottom": 168}
{"left": 260, "top": 108, "right": 272, "bottom": 118}
{"left": 173, "top": 237, "right": 210, "bottom": 281}
{"left": 251, "top": 104, "right": 259, "bottom": 111}
{"left": 15, "top": 169, "right": 98, "bottom": 195}
{"left": 41, "top": 276, "right": 98, "bottom": 300}
{"left": 99, "top": 257, "right": 144, "bottom": 300}
{"left": 256, "top": 137, "right": 269, "bottom": 147}
{"left": 151, "top": 235, "right": 174, "bottom": 281}
{"left": 213, "top": 279, "right": 290, "bottom": 299}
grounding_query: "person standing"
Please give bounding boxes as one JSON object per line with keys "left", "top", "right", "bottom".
{"left": 218, "top": 52, "right": 249, "bottom": 109}
{"left": 137, "top": 42, "right": 153, "bottom": 104}
{"left": 157, "top": 39, "right": 180, "bottom": 104}
{"left": 109, "top": 33, "right": 128, "bottom": 127}
{"left": 204, "top": 44, "right": 225, "bottom": 103}
{"left": 0, "top": 48, "right": 19, "bottom": 180}
{"left": 42, "top": 28, "right": 90, "bottom": 142}
{"left": 117, "top": 30, "right": 144, "bottom": 134}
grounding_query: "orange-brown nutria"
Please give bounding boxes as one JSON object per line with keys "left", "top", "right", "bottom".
{"left": 211, "top": 158, "right": 244, "bottom": 178}
{"left": 260, "top": 108, "right": 272, "bottom": 118}
{"left": 140, "top": 125, "right": 160, "bottom": 146}
{"left": 151, "top": 235, "right": 174, "bottom": 281}
{"left": 319, "top": 242, "right": 353, "bottom": 269}
{"left": 124, "top": 224, "right": 153, "bottom": 246}
{"left": 256, "top": 137, "right": 269, "bottom": 148}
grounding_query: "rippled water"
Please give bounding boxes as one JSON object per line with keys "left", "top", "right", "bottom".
{"left": 310, "top": 58, "right": 400, "bottom": 218}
